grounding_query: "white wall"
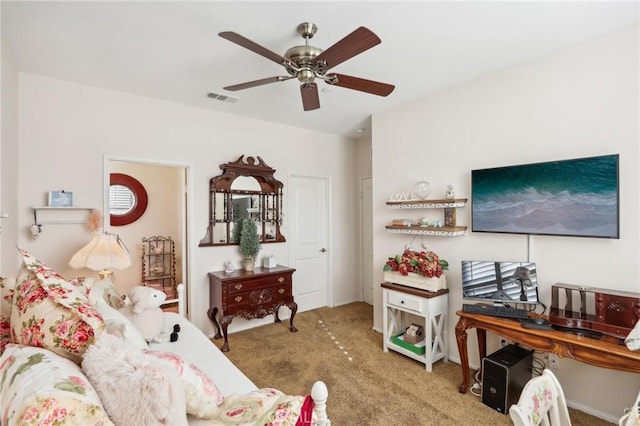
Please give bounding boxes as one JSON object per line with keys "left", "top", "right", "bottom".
{"left": 0, "top": 29, "right": 19, "bottom": 275}
{"left": 372, "top": 24, "right": 639, "bottom": 421}
{"left": 10, "top": 73, "right": 360, "bottom": 337}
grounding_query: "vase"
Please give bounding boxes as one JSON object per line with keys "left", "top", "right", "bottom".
{"left": 243, "top": 257, "right": 256, "bottom": 272}
{"left": 414, "top": 179, "right": 432, "bottom": 200}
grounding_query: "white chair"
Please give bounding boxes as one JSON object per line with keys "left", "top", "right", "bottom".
{"left": 618, "top": 389, "right": 640, "bottom": 426}
{"left": 509, "top": 369, "right": 571, "bottom": 426}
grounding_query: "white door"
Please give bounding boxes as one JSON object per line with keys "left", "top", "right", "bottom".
{"left": 361, "top": 177, "right": 374, "bottom": 304}
{"left": 289, "top": 175, "right": 329, "bottom": 312}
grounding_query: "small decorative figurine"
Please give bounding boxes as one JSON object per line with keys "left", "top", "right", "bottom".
{"left": 445, "top": 184, "right": 455, "bottom": 200}
{"left": 224, "top": 261, "right": 235, "bottom": 274}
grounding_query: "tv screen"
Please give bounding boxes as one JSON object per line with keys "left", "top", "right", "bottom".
{"left": 461, "top": 261, "right": 539, "bottom": 305}
{"left": 471, "top": 154, "right": 619, "bottom": 239}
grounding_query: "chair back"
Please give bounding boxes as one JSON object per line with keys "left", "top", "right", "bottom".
{"left": 619, "top": 389, "right": 640, "bottom": 426}
{"left": 509, "top": 369, "right": 571, "bottom": 426}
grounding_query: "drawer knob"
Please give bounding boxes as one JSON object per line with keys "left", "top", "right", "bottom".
{"left": 278, "top": 277, "right": 284, "bottom": 283}
{"left": 278, "top": 288, "right": 285, "bottom": 294}
{"left": 401, "top": 300, "right": 405, "bottom": 304}
{"left": 235, "top": 284, "right": 243, "bottom": 290}
{"left": 235, "top": 296, "right": 242, "bottom": 302}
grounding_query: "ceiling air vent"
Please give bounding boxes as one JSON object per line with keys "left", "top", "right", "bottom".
{"left": 207, "top": 92, "right": 238, "bottom": 103}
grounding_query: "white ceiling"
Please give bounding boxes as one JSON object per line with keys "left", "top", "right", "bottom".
{"left": 3, "top": 1, "right": 638, "bottom": 139}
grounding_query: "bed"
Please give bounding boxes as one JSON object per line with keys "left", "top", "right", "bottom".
{"left": 0, "top": 249, "right": 330, "bottom": 426}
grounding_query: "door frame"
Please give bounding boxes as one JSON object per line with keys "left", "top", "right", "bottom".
{"left": 287, "top": 173, "right": 332, "bottom": 308}
{"left": 360, "top": 176, "right": 373, "bottom": 304}
{"left": 103, "top": 155, "right": 193, "bottom": 317}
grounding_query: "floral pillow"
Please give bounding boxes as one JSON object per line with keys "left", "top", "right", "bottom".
{"left": 146, "top": 350, "right": 225, "bottom": 418}
{"left": 0, "top": 344, "right": 113, "bottom": 426}
{"left": 0, "top": 277, "right": 15, "bottom": 354}
{"left": 10, "top": 248, "right": 105, "bottom": 364}
{"left": 82, "top": 277, "right": 126, "bottom": 310}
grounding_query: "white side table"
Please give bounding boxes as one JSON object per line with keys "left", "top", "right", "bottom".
{"left": 382, "top": 282, "right": 449, "bottom": 372}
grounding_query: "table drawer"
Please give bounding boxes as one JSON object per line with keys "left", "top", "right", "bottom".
{"left": 226, "top": 274, "right": 292, "bottom": 294}
{"left": 225, "top": 285, "right": 292, "bottom": 310}
{"left": 388, "top": 290, "right": 423, "bottom": 312}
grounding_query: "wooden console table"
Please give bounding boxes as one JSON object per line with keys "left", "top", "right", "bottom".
{"left": 208, "top": 265, "right": 297, "bottom": 352}
{"left": 455, "top": 310, "right": 640, "bottom": 394}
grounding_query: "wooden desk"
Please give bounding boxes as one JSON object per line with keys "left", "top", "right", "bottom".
{"left": 208, "top": 265, "right": 297, "bottom": 352}
{"left": 455, "top": 310, "right": 640, "bottom": 394}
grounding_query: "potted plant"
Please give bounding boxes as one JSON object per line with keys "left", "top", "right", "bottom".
{"left": 383, "top": 249, "right": 449, "bottom": 291}
{"left": 238, "top": 218, "right": 261, "bottom": 271}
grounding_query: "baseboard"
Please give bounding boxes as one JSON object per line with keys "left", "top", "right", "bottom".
{"left": 565, "top": 401, "right": 619, "bottom": 424}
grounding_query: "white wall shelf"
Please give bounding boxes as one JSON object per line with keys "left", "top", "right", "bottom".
{"left": 32, "top": 206, "right": 95, "bottom": 225}
{"left": 386, "top": 198, "right": 467, "bottom": 209}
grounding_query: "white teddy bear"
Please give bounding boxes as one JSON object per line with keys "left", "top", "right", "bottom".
{"left": 119, "top": 286, "right": 180, "bottom": 343}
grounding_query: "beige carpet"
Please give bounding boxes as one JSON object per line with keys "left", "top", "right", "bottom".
{"left": 213, "top": 302, "right": 613, "bottom": 425}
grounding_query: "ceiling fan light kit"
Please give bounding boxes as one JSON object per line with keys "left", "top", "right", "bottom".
{"left": 219, "top": 22, "right": 395, "bottom": 111}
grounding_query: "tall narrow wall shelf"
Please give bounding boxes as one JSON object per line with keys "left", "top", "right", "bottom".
{"left": 385, "top": 198, "right": 467, "bottom": 237}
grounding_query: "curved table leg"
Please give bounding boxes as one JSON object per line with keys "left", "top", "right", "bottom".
{"left": 220, "top": 315, "right": 234, "bottom": 352}
{"left": 273, "top": 302, "right": 298, "bottom": 332}
{"left": 455, "top": 317, "right": 471, "bottom": 394}
{"left": 207, "top": 307, "right": 222, "bottom": 339}
{"left": 288, "top": 301, "right": 298, "bottom": 332}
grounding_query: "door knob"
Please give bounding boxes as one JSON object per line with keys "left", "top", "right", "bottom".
{"left": 320, "top": 248, "right": 327, "bottom": 253}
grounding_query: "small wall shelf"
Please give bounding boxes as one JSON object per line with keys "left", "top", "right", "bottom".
{"left": 385, "top": 198, "right": 467, "bottom": 236}
{"left": 32, "top": 206, "right": 95, "bottom": 226}
{"left": 385, "top": 225, "right": 467, "bottom": 237}
{"left": 386, "top": 199, "right": 467, "bottom": 209}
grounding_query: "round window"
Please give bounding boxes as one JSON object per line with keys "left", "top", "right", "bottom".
{"left": 110, "top": 173, "right": 148, "bottom": 226}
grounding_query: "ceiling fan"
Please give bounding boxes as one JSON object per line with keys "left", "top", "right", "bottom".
{"left": 219, "top": 22, "right": 395, "bottom": 111}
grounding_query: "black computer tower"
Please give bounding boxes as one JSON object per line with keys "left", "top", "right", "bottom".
{"left": 481, "top": 344, "right": 533, "bottom": 414}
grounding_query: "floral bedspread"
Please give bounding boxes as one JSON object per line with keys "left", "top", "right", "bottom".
{"left": 206, "top": 388, "right": 313, "bottom": 426}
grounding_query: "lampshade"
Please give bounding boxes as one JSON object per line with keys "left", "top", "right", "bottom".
{"left": 69, "top": 233, "right": 131, "bottom": 279}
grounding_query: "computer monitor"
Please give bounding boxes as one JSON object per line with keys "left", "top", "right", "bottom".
{"left": 461, "top": 261, "right": 539, "bottom": 305}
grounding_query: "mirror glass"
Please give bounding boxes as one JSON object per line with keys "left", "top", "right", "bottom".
{"left": 231, "top": 176, "right": 261, "bottom": 192}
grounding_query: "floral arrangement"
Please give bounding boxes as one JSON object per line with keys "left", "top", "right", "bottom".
{"left": 383, "top": 249, "right": 449, "bottom": 278}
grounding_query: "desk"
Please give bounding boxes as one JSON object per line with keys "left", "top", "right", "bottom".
{"left": 455, "top": 310, "right": 640, "bottom": 394}
{"left": 208, "top": 265, "right": 297, "bottom": 352}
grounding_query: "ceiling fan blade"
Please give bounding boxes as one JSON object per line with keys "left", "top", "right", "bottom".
{"left": 219, "top": 31, "right": 288, "bottom": 65}
{"left": 300, "top": 83, "right": 320, "bottom": 111}
{"left": 223, "top": 76, "right": 292, "bottom": 91}
{"left": 327, "top": 73, "right": 395, "bottom": 97}
{"left": 314, "top": 27, "right": 381, "bottom": 71}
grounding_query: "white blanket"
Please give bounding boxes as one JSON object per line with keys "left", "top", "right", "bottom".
{"left": 150, "top": 313, "right": 257, "bottom": 396}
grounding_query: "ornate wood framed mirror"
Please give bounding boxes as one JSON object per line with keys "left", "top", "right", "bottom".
{"left": 199, "top": 155, "right": 285, "bottom": 246}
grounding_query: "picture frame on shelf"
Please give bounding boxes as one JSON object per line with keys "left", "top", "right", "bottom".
{"left": 48, "top": 190, "right": 73, "bottom": 207}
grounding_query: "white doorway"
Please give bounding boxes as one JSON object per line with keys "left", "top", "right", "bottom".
{"left": 105, "top": 157, "right": 191, "bottom": 315}
{"left": 288, "top": 175, "right": 330, "bottom": 312}
{"left": 361, "top": 177, "right": 374, "bottom": 305}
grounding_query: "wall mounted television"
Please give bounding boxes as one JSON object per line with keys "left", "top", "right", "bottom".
{"left": 461, "top": 261, "right": 539, "bottom": 305}
{"left": 471, "top": 154, "right": 619, "bottom": 239}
